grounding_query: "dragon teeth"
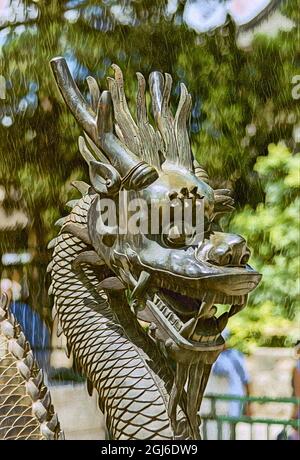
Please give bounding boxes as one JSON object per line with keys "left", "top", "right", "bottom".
{"left": 153, "top": 294, "right": 160, "bottom": 304}
{"left": 217, "top": 312, "right": 229, "bottom": 331}
{"left": 191, "top": 333, "right": 220, "bottom": 343}
{"left": 173, "top": 320, "right": 182, "bottom": 332}
{"left": 153, "top": 295, "right": 183, "bottom": 330}
{"left": 191, "top": 332, "right": 200, "bottom": 342}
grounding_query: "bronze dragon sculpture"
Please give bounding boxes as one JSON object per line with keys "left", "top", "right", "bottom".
{"left": 0, "top": 59, "right": 261, "bottom": 440}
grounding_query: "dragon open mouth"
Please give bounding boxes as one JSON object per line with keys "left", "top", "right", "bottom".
{"left": 144, "top": 285, "right": 248, "bottom": 352}
{"left": 128, "top": 246, "right": 260, "bottom": 353}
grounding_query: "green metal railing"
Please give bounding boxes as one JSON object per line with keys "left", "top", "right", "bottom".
{"left": 201, "top": 394, "right": 300, "bottom": 440}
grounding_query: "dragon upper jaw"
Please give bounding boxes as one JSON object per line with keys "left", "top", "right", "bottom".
{"left": 120, "top": 242, "right": 262, "bottom": 296}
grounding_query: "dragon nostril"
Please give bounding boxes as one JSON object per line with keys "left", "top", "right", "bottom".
{"left": 208, "top": 244, "right": 232, "bottom": 266}
{"left": 223, "top": 253, "right": 232, "bottom": 265}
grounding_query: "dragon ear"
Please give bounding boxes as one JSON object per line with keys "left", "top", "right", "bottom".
{"left": 89, "top": 161, "right": 121, "bottom": 196}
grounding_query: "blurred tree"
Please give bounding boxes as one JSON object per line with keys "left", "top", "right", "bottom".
{"left": 228, "top": 142, "right": 300, "bottom": 350}
{"left": 0, "top": 0, "right": 299, "bottom": 321}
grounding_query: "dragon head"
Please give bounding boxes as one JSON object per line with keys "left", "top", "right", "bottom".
{"left": 88, "top": 162, "right": 260, "bottom": 354}
{"left": 51, "top": 57, "right": 261, "bottom": 436}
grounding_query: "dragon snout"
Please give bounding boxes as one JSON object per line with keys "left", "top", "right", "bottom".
{"left": 197, "top": 232, "right": 251, "bottom": 268}
{"left": 194, "top": 232, "right": 261, "bottom": 296}
{"left": 206, "top": 236, "right": 250, "bottom": 267}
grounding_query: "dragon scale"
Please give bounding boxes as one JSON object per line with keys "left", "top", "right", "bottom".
{"left": 0, "top": 295, "right": 62, "bottom": 440}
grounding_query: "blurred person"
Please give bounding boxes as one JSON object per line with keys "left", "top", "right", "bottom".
{"left": 212, "top": 329, "right": 252, "bottom": 418}
{"left": 291, "top": 340, "right": 300, "bottom": 414}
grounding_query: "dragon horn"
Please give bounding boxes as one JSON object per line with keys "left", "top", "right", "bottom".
{"left": 50, "top": 57, "right": 158, "bottom": 190}
{"left": 149, "top": 71, "right": 193, "bottom": 169}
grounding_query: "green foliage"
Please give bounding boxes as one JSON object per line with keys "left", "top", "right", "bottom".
{"left": 228, "top": 143, "right": 300, "bottom": 351}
